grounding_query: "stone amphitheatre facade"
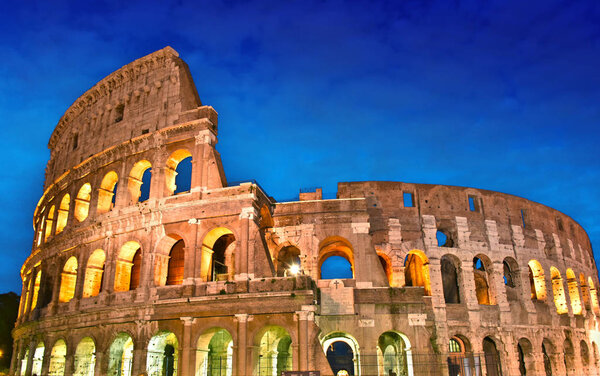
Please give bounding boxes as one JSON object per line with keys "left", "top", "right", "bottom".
{"left": 10, "top": 47, "right": 600, "bottom": 376}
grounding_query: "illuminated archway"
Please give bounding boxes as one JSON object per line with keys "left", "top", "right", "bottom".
{"left": 377, "top": 252, "right": 393, "bottom": 287}
{"left": 73, "top": 337, "right": 96, "bottom": 376}
{"left": 82, "top": 249, "right": 106, "bottom": 298}
{"left": 56, "top": 194, "right": 70, "bottom": 234}
{"left": 97, "top": 171, "right": 119, "bottom": 214}
{"left": 20, "top": 348, "right": 29, "bottom": 376}
{"left": 49, "top": 339, "right": 67, "bottom": 376}
{"left": 59, "top": 256, "right": 78, "bottom": 303}
{"left": 528, "top": 260, "right": 546, "bottom": 301}
{"left": 107, "top": 332, "right": 134, "bottom": 376}
{"left": 165, "top": 149, "right": 192, "bottom": 195}
{"left": 321, "top": 332, "right": 360, "bottom": 376}
{"left": 201, "top": 227, "right": 236, "bottom": 281}
{"left": 441, "top": 254, "right": 460, "bottom": 304}
{"left": 377, "top": 331, "right": 413, "bottom": 376}
{"left": 31, "top": 341, "right": 45, "bottom": 376}
{"left": 155, "top": 235, "right": 185, "bottom": 286}
{"left": 276, "top": 246, "right": 302, "bottom": 277}
{"left": 196, "top": 328, "right": 234, "bottom": 376}
{"left": 30, "top": 270, "right": 41, "bottom": 310}
{"left": 550, "top": 267, "right": 568, "bottom": 314}
{"left": 566, "top": 269, "right": 582, "bottom": 315}
{"left": 114, "top": 241, "right": 142, "bottom": 292}
{"left": 473, "top": 255, "right": 493, "bottom": 305}
{"left": 580, "top": 273, "right": 591, "bottom": 310}
{"left": 147, "top": 331, "right": 179, "bottom": 376}
{"left": 319, "top": 237, "right": 355, "bottom": 280}
{"left": 74, "top": 183, "right": 92, "bottom": 222}
{"left": 128, "top": 160, "right": 152, "bottom": 203}
{"left": 588, "top": 277, "right": 600, "bottom": 314}
{"left": 45, "top": 205, "right": 55, "bottom": 241}
{"left": 404, "top": 250, "right": 431, "bottom": 296}
{"left": 255, "top": 326, "right": 293, "bottom": 376}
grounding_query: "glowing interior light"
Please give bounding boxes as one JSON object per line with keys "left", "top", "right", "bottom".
{"left": 289, "top": 264, "right": 301, "bottom": 276}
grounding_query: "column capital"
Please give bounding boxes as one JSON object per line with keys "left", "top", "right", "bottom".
{"left": 180, "top": 316, "right": 196, "bottom": 326}
{"left": 234, "top": 313, "right": 252, "bottom": 323}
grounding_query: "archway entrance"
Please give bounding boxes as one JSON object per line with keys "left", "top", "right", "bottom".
{"left": 49, "top": 339, "right": 67, "bottom": 376}
{"left": 377, "top": 331, "right": 412, "bottom": 376}
{"left": 73, "top": 337, "right": 96, "bottom": 376}
{"left": 147, "top": 332, "right": 178, "bottom": 376}
{"left": 256, "top": 326, "right": 292, "bottom": 376}
{"left": 108, "top": 333, "right": 134, "bottom": 376}
{"left": 482, "top": 337, "right": 502, "bottom": 376}
{"left": 196, "top": 328, "right": 234, "bottom": 376}
{"left": 322, "top": 333, "right": 360, "bottom": 376}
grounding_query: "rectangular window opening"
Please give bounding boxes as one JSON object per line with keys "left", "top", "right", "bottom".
{"left": 72, "top": 134, "right": 78, "bottom": 150}
{"left": 114, "top": 104, "right": 124, "bottom": 123}
{"left": 468, "top": 195, "right": 481, "bottom": 212}
{"left": 556, "top": 217, "right": 564, "bottom": 231}
{"left": 403, "top": 192, "right": 414, "bottom": 208}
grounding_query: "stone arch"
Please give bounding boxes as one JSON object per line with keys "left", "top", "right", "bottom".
{"left": 128, "top": 159, "right": 152, "bottom": 203}
{"left": 580, "top": 340, "right": 590, "bottom": 368}
{"left": 563, "top": 338, "right": 575, "bottom": 375}
{"left": 20, "top": 347, "right": 29, "bottom": 376}
{"left": 441, "top": 254, "right": 461, "bottom": 304}
{"left": 565, "top": 268, "right": 582, "bottom": 315}
{"left": 45, "top": 205, "right": 55, "bottom": 241}
{"left": 377, "top": 331, "right": 413, "bottom": 376}
{"left": 318, "top": 236, "right": 355, "bottom": 279}
{"left": 196, "top": 327, "right": 234, "bottom": 376}
{"left": 588, "top": 277, "right": 600, "bottom": 314}
{"left": 30, "top": 270, "right": 42, "bottom": 310}
{"left": 276, "top": 245, "right": 302, "bottom": 277}
{"left": 73, "top": 337, "right": 96, "bottom": 376}
{"left": 165, "top": 149, "right": 193, "bottom": 195}
{"left": 155, "top": 234, "right": 185, "bottom": 286}
{"left": 376, "top": 251, "right": 393, "bottom": 287}
{"left": 74, "top": 183, "right": 92, "bottom": 222}
{"left": 201, "top": 227, "right": 236, "bottom": 281}
{"left": 579, "top": 273, "right": 591, "bottom": 310}
{"left": 550, "top": 267, "right": 568, "bottom": 314}
{"left": 31, "top": 341, "right": 45, "bottom": 376}
{"left": 517, "top": 338, "right": 534, "bottom": 376}
{"left": 404, "top": 250, "right": 431, "bottom": 296}
{"left": 482, "top": 336, "right": 502, "bottom": 376}
{"left": 528, "top": 260, "right": 546, "bottom": 301}
{"left": 592, "top": 341, "right": 599, "bottom": 367}
{"left": 473, "top": 254, "right": 494, "bottom": 305}
{"left": 59, "top": 256, "right": 78, "bottom": 303}
{"left": 321, "top": 332, "right": 361, "bottom": 376}
{"left": 254, "top": 325, "right": 293, "bottom": 376}
{"left": 82, "top": 249, "right": 105, "bottom": 298}
{"left": 259, "top": 204, "right": 274, "bottom": 229}
{"left": 97, "top": 170, "right": 119, "bottom": 214}
{"left": 56, "top": 193, "right": 70, "bottom": 234}
{"left": 49, "top": 338, "right": 67, "bottom": 376}
{"left": 542, "top": 338, "right": 555, "bottom": 376}
{"left": 107, "top": 332, "right": 134, "bottom": 376}
{"left": 447, "top": 335, "right": 477, "bottom": 376}
{"left": 146, "top": 331, "right": 179, "bottom": 376}
{"left": 114, "top": 241, "right": 142, "bottom": 292}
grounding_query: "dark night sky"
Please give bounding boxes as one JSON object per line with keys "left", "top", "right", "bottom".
{"left": 1, "top": 0, "right": 599, "bottom": 294}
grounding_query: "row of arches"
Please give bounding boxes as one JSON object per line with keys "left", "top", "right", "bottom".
{"left": 34, "top": 149, "right": 193, "bottom": 248}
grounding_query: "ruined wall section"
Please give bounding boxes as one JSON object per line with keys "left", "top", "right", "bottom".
{"left": 45, "top": 46, "right": 203, "bottom": 188}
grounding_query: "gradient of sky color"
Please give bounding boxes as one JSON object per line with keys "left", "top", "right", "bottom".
{"left": 1, "top": 0, "right": 599, "bottom": 293}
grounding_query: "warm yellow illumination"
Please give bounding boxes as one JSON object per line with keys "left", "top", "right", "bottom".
{"left": 404, "top": 249, "right": 431, "bottom": 296}
{"left": 551, "top": 267, "right": 568, "bottom": 314}
{"left": 289, "top": 264, "right": 301, "bottom": 276}
{"left": 128, "top": 160, "right": 152, "bottom": 202}
{"left": 44, "top": 206, "right": 55, "bottom": 241}
{"left": 59, "top": 256, "right": 78, "bottom": 303}
{"left": 97, "top": 171, "right": 119, "bottom": 214}
{"left": 566, "top": 268, "right": 582, "bottom": 315}
{"left": 114, "top": 241, "right": 141, "bottom": 292}
{"left": 528, "top": 260, "right": 547, "bottom": 301}
{"left": 74, "top": 183, "right": 92, "bottom": 222}
{"left": 30, "top": 271, "right": 41, "bottom": 310}
{"left": 589, "top": 278, "right": 600, "bottom": 315}
{"left": 201, "top": 227, "right": 235, "bottom": 281}
{"left": 82, "top": 249, "right": 106, "bottom": 298}
{"left": 56, "top": 194, "right": 70, "bottom": 234}
{"left": 165, "top": 149, "right": 192, "bottom": 195}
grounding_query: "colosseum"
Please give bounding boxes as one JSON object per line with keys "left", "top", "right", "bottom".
{"left": 10, "top": 47, "right": 600, "bottom": 376}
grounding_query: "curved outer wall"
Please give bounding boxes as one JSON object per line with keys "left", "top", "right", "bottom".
{"left": 12, "top": 47, "right": 600, "bottom": 376}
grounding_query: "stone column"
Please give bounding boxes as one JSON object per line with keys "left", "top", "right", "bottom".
{"left": 235, "top": 314, "right": 249, "bottom": 376}
{"left": 132, "top": 344, "right": 147, "bottom": 376}
{"left": 63, "top": 345, "right": 75, "bottom": 376}
{"left": 237, "top": 209, "right": 256, "bottom": 279}
{"left": 94, "top": 349, "right": 105, "bottom": 376}
{"left": 180, "top": 317, "right": 196, "bottom": 376}
{"left": 296, "top": 310, "right": 312, "bottom": 371}
{"left": 24, "top": 340, "right": 35, "bottom": 376}
{"left": 40, "top": 343, "right": 52, "bottom": 376}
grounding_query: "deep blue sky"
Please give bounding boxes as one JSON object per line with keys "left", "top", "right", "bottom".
{"left": 1, "top": 0, "right": 599, "bottom": 294}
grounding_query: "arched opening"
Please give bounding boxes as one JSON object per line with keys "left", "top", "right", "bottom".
{"left": 201, "top": 228, "right": 236, "bottom": 282}
{"left": 56, "top": 194, "right": 70, "bottom": 234}
{"left": 482, "top": 337, "right": 502, "bottom": 376}
{"left": 528, "top": 260, "right": 546, "bottom": 301}
{"left": 256, "top": 326, "right": 293, "bottom": 376}
{"left": 128, "top": 160, "right": 152, "bottom": 203}
{"left": 49, "top": 339, "right": 67, "bottom": 376}
{"left": 196, "top": 328, "right": 234, "bottom": 376}
{"left": 404, "top": 250, "right": 431, "bottom": 296}
{"left": 97, "top": 171, "right": 119, "bottom": 214}
{"left": 165, "top": 149, "right": 193, "bottom": 195}
{"left": 517, "top": 338, "right": 534, "bottom": 376}
{"left": 473, "top": 256, "right": 493, "bottom": 305}
{"left": 35, "top": 216, "right": 44, "bottom": 246}
{"left": 441, "top": 255, "right": 460, "bottom": 304}
{"left": 503, "top": 257, "right": 520, "bottom": 302}
{"left": 276, "top": 246, "right": 302, "bottom": 277}
{"left": 580, "top": 273, "right": 591, "bottom": 310}
{"left": 147, "top": 332, "right": 179, "bottom": 376}
{"left": 377, "top": 331, "right": 411, "bottom": 376}
{"left": 107, "top": 332, "right": 134, "bottom": 376}
{"left": 30, "top": 270, "right": 41, "bottom": 310}
{"left": 59, "top": 256, "right": 78, "bottom": 303}
{"left": 448, "top": 336, "right": 477, "bottom": 376}
{"left": 45, "top": 205, "right": 55, "bottom": 241}
{"left": 377, "top": 253, "right": 393, "bottom": 286}
{"left": 542, "top": 339, "right": 554, "bottom": 376}
{"left": 114, "top": 241, "right": 142, "bottom": 292}
{"left": 563, "top": 338, "right": 575, "bottom": 374}
{"left": 82, "top": 249, "right": 106, "bottom": 298}
{"left": 322, "top": 333, "right": 360, "bottom": 376}
{"left": 581, "top": 340, "right": 590, "bottom": 368}
{"left": 588, "top": 278, "right": 600, "bottom": 314}
{"left": 565, "top": 269, "right": 582, "bottom": 315}
{"left": 73, "top": 337, "right": 96, "bottom": 376}
{"left": 154, "top": 235, "right": 185, "bottom": 286}
{"left": 319, "top": 237, "right": 355, "bottom": 280}
{"left": 550, "top": 267, "right": 568, "bottom": 314}
{"left": 74, "top": 183, "right": 92, "bottom": 222}
{"left": 20, "top": 348, "right": 29, "bottom": 376}
{"left": 32, "top": 341, "right": 45, "bottom": 376}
